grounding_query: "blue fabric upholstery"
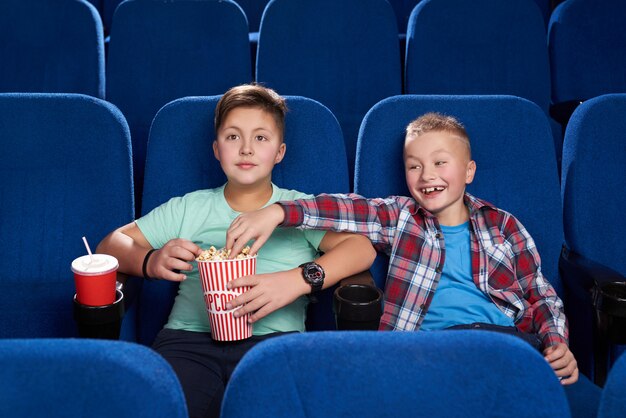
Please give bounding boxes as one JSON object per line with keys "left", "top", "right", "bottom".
{"left": 138, "top": 95, "right": 348, "bottom": 345}
{"left": 106, "top": 0, "right": 251, "bottom": 215}
{"left": 354, "top": 95, "right": 563, "bottom": 297}
{"left": 599, "top": 353, "right": 626, "bottom": 418}
{"left": 560, "top": 94, "right": 626, "bottom": 380}
{"left": 233, "top": 0, "right": 270, "bottom": 32}
{"left": 0, "top": 93, "right": 134, "bottom": 338}
{"left": 102, "top": 0, "right": 124, "bottom": 34}
{"left": 405, "top": 0, "right": 550, "bottom": 113}
{"left": 387, "top": 0, "right": 421, "bottom": 34}
{"left": 221, "top": 331, "right": 571, "bottom": 418}
{"left": 0, "top": 339, "right": 187, "bottom": 417}
{"left": 256, "top": 0, "right": 401, "bottom": 185}
{"left": 548, "top": 0, "right": 626, "bottom": 105}
{"left": 0, "top": 0, "right": 105, "bottom": 99}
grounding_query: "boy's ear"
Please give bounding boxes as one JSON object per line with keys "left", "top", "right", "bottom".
{"left": 212, "top": 140, "right": 220, "bottom": 161}
{"left": 465, "top": 160, "right": 476, "bottom": 184}
{"left": 274, "top": 142, "right": 286, "bottom": 164}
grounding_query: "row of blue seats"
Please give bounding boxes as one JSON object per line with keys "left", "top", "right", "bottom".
{"left": 0, "top": 92, "right": 623, "bottom": 385}
{"left": 86, "top": 0, "right": 556, "bottom": 35}
{"left": 2, "top": 0, "right": 624, "bottom": 206}
{"left": 1, "top": 331, "right": 625, "bottom": 417}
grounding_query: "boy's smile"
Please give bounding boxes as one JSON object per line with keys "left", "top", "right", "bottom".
{"left": 404, "top": 130, "right": 476, "bottom": 226}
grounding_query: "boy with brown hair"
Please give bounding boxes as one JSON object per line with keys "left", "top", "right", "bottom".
{"left": 97, "top": 84, "right": 376, "bottom": 418}
{"left": 226, "top": 112, "right": 579, "bottom": 384}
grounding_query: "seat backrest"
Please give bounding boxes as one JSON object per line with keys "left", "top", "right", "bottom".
{"left": 0, "top": 93, "right": 134, "bottom": 338}
{"left": 405, "top": 0, "right": 550, "bottom": 114}
{"left": 354, "top": 95, "right": 564, "bottom": 296}
{"left": 599, "top": 352, "right": 626, "bottom": 418}
{"left": 138, "top": 95, "right": 348, "bottom": 345}
{"left": 0, "top": 339, "right": 187, "bottom": 417}
{"left": 548, "top": 0, "right": 626, "bottom": 105}
{"left": 256, "top": 0, "right": 401, "bottom": 184}
{"left": 106, "top": 0, "right": 251, "bottom": 214}
{"left": 0, "top": 0, "right": 105, "bottom": 98}
{"left": 561, "top": 94, "right": 626, "bottom": 277}
{"left": 221, "top": 331, "right": 571, "bottom": 418}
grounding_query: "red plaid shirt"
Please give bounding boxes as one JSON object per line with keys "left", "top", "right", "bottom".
{"left": 279, "top": 192, "right": 568, "bottom": 349}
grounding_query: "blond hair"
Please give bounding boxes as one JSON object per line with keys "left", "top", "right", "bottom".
{"left": 406, "top": 112, "right": 471, "bottom": 157}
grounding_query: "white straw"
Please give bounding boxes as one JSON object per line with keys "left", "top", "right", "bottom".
{"left": 82, "top": 236, "right": 93, "bottom": 264}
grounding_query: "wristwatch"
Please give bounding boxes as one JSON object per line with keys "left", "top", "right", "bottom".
{"left": 299, "top": 261, "right": 325, "bottom": 295}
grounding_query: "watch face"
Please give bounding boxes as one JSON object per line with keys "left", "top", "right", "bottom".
{"left": 303, "top": 263, "right": 324, "bottom": 285}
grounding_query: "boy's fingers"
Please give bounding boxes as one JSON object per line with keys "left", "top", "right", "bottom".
{"left": 560, "top": 368, "right": 579, "bottom": 385}
{"left": 232, "top": 296, "right": 268, "bottom": 318}
{"left": 226, "top": 291, "right": 255, "bottom": 311}
{"left": 543, "top": 344, "right": 564, "bottom": 362}
{"left": 248, "top": 304, "right": 274, "bottom": 323}
{"left": 249, "top": 236, "right": 268, "bottom": 256}
{"left": 225, "top": 222, "right": 243, "bottom": 252}
{"left": 227, "top": 275, "right": 257, "bottom": 290}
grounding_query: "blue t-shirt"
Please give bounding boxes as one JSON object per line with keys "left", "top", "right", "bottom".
{"left": 420, "top": 222, "right": 514, "bottom": 330}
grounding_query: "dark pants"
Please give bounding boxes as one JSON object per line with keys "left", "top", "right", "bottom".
{"left": 152, "top": 328, "right": 287, "bottom": 418}
{"left": 445, "top": 323, "right": 543, "bottom": 351}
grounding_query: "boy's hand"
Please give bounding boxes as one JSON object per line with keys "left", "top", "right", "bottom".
{"left": 146, "top": 239, "right": 201, "bottom": 282}
{"left": 543, "top": 343, "right": 579, "bottom": 385}
{"left": 226, "top": 204, "right": 286, "bottom": 257}
{"left": 225, "top": 269, "right": 309, "bottom": 323}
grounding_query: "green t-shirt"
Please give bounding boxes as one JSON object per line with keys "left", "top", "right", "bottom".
{"left": 136, "top": 184, "right": 326, "bottom": 335}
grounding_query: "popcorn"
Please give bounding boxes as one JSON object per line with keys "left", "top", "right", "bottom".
{"left": 196, "top": 246, "right": 252, "bottom": 261}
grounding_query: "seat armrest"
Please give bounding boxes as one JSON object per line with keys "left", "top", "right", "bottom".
{"left": 560, "top": 246, "right": 624, "bottom": 290}
{"left": 339, "top": 270, "right": 377, "bottom": 288}
{"left": 550, "top": 100, "right": 583, "bottom": 129}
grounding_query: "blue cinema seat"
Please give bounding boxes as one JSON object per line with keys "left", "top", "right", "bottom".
{"left": 559, "top": 94, "right": 626, "bottom": 385}
{"left": 137, "top": 95, "right": 348, "bottom": 345}
{"left": 0, "top": 339, "right": 187, "bottom": 417}
{"left": 548, "top": 0, "right": 626, "bottom": 128}
{"left": 0, "top": 0, "right": 105, "bottom": 99}
{"left": 404, "top": 0, "right": 563, "bottom": 166}
{"left": 598, "top": 353, "right": 626, "bottom": 418}
{"left": 0, "top": 93, "right": 134, "bottom": 339}
{"left": 256, "top": 0, "right": 402, "bottom": 186}
{"left": 106, "top": 0, "right": 251, "bottom": 215}
{"left": 221, "top": 331, "right": 571, "bottom": 418}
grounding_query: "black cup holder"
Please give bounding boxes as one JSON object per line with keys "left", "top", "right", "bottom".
{"left": 593, "top": 282, "right": 626, "bottom": 345}
{"left": 333, "top": 284, "right": 383, "bottom": 330}
{"left": 73, "top": 289, "right": 125, "bottom": 340}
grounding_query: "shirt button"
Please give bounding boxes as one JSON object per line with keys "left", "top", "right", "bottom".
{"left": 435, "top": 267, "right": 442, "bottom": 274}
{"left": 435, "top": 233, "right": 442, "bottom": 239}
{"left": 420, "top": 304, "right": 426, "bottom": 310}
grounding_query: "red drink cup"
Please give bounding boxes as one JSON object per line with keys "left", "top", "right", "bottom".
{"left": 197, "top": 256, "right": 256, "bottom": 341}
{"left": 71, "top": 254, "right": 118, "bottom": 306}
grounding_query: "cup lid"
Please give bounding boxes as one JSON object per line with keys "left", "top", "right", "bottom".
{"left": 72, "top": 254, "right": 118, "bottom": 274}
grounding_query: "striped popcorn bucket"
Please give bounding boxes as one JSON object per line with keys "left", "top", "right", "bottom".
{"left": 197, "top": 256, "right": 256, "bottom": 341}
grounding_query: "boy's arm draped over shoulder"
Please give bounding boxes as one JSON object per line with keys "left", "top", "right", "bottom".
{"left": 227, "top": 193, "right": 402, "bottom": 257}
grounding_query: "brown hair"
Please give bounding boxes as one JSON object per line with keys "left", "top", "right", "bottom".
{"left": 214, "top": 84, "right": 287, "bottom": 138}
{"left": 406, "top": 112, "right": 471, "bottom": 157}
